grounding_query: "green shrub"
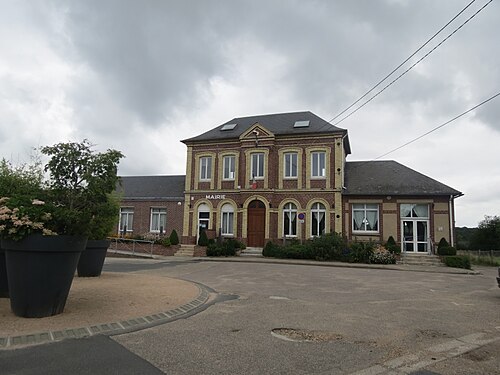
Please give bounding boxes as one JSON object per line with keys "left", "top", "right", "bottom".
{"left": 206, "top": 238, "right": 239, "bottom": 256}
{"left": 169, "top": 229, "right": 179, "bottom": 245}
{"left": 443, "top": 255, "right": 471, "bottom": 269}
{"left": 438, "top": 246, "right": 457, "bottom": 256}
{"left": 437, "top": 237, "right": 450, "bottom": 250}
{"left": 347, "top": 241, "right": 375, "bottom": 263}
{"left": 385, "top": 236, "right": 400, "bottom": 254}
{"left": 155, "top": 237, "right": 171, "bottom": 247}
{"left": 263, "top": 241, "right": 279, "bottom": 257}
{"left": 308, "top": 232, "right": 345, "bottom": 261}
{"left": 198, "top": 230, "right": 209, "bottom": 246}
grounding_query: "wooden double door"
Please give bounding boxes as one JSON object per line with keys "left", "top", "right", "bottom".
{"left": 247, "top": 200, "right": 265, "bottom": 247}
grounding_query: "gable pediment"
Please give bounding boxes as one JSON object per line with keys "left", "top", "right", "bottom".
{"left": 239, "top": 122, "right": 275, "bottom": 141}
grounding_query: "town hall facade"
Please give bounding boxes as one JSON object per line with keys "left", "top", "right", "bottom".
{"left": 118, "top": 111, "right": 462, "bottom": 254}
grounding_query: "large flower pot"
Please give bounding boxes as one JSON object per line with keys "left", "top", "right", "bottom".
{"left": 1, "top": 234, "right": 87, "bottom": 318}
{"left": 77, "top": 239, "right": 111, "bottom": 277}
{"left": 0, "top": 246, "right": 8, "bottom": 298}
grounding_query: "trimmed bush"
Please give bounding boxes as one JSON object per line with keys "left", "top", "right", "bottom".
{"left": 438, "top": 246, "right": 457, "bottom": 256}
{"left": 263, "top": 241, "right": 279, "bottom": 257}
{"left": 437, "top": 237, "right": 450, "bottom": 250}
{"left": 308, "top": 232, "right": 345, "bottom": 261}
{"left": 443, "top": 255, "right": 471, "bottom": 269}
{"left": 385, "top": 236, "right": 400, "bottom": 254}
{"left": 169, "top": 229, "right": 179, "bottom": 245}
{"left": 198, "top": 230, "right": 209, "bottom": 246}
{"left": 205, "top": 238, "right": 238, "bottom": 256}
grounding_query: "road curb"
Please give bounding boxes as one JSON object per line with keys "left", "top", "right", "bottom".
{"left": 0, "top": 281, "right": 214, "bottom": 350}
{"left": 197, "top": 256, "right": 481, "bottom": 275}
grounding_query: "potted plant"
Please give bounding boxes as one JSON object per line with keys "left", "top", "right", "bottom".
{"left": 77, "top": 193, "right": 120, "bottom": 277}
{"left": 0, "top": 140, "right": 123, "bottom": 317}
{"left": 0, "top": 159, "right": 45, "bottom": 298}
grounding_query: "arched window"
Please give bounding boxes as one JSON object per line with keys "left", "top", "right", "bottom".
{"left": 283, "top": 202, "right": 297, "bottom": 237}
{"left": 311, "top": 202, "right": 326, "bottom": 236}
{"left": 221, "top": 203, "right": 234, "bottom": 236}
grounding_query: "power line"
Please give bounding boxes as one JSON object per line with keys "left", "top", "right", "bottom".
{"left": 373, "top": 91, "right": 500, "bottom": 160}
{"left": 330, "top": 0, "right": 493, "bottom": 128}
{"left": 328, "top": 0, "right": 478, "bottom": 124}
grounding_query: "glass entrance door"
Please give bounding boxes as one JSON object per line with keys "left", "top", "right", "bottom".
{"left": 402, "top": 220, "right": 429, "bottom": 253}
{"left": 198, "top": 211, "right": 210, "bottom": 242}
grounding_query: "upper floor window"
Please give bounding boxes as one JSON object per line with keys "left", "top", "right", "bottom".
{"left": 352, "top": 204, "right": 379, "bottom": 232}
{"left": 251, "top": 152, "right": 265, "bottom": 179}
{"left": 284, "top": 152, "right": 298, "bottom": 178}
{"left": 200, "top": 156, "right": 212, "bottom": 181}
{"left": 150, "top": 208, "right": 167, "bottom": 233}
{"left": 119, "top": 207, "right": 134, "bottom": 233}
{"left": 283, "top": 202, "right": 297, "bottom": 237}
{"left": 311, "top": 202, "right": 326, "bottom": 236}
{"left": 311, "top": 151, "right": 326, "bottom": 178}
{"left": 223, "top": 155, "right": 236, "bottom": 180}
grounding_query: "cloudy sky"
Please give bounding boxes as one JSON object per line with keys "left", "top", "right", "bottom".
{"left": 0, "top": 0, "right": 498, "bottom": 227}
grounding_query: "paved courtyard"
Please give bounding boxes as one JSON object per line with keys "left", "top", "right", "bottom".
{"left": 1, "top": 258, "right": 499, "bottom": 374}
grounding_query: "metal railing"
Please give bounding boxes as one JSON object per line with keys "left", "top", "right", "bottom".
{"left": 107, "top": 237, "right": 155, "bottom": 256}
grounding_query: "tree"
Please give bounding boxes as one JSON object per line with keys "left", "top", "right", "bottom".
{"left": 470, "top": 216, "right": 500, "bottom": 250}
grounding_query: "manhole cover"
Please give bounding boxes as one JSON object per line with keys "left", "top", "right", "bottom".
{"left": 271, "top": 328, "right": 342, "bottom": 342}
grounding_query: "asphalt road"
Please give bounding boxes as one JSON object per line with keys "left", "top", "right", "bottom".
{"left": 1, "top": 258, "right": 499, "bottom": 374}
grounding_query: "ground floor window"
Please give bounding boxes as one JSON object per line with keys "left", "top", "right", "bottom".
{"left": 150, "top": 208, "right": 167, "bottom": 233}
{"left": 311, "top": 202, "right": 326, "bottom": 236}
{"left": 283, "top": 202, "right": 297, "bottom": 237}
{"left": 352, "top": 204, "right": 379, "bottom": 232}
{"left": 221, "top": 203, "right": 234, "bottom": 236}
{"left": 119, "top": 207, "right": 134, "bottom": 233}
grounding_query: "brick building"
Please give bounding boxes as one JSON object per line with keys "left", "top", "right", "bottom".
{"left": 118, "top": 111, "right": 462, "bottom": 254}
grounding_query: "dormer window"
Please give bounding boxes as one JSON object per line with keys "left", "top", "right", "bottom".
{"left": 221, "top": 123, "right": 237, "bottom": 131}
{"left": 293, "top": 120, "right": 309, "bottom": 128}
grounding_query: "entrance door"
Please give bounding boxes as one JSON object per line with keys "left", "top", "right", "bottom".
{"left": 247, "top": 200, "right": 265, "bottom": 247}
{"left": 197, "top": 205, "right": 210, "bottom": 243}
{"left": 402, "top": 220, "right": 429, "bottom": 253}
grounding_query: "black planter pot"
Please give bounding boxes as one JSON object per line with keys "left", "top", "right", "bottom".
{"left": 1, "top": 234, "right": 87, "bottom": 318}
{"left": 0, "top": 247, "right": 8, "bottom": 298}
{"left": 77, "top": 239, "right": 111, "bottom": 277}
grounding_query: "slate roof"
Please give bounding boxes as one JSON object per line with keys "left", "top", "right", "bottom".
{"left": 117, "top": 175, "right": 185, "bottom": 200}
{"left": 182, "top": 111, "right": 350, "bottom": 153}
{"left": 343, "top": 161, "right": 462, "bottom": 197}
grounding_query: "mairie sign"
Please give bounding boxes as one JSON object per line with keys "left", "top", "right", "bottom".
{"left": 206, "top": 194, "right": 226, "bottom": 200}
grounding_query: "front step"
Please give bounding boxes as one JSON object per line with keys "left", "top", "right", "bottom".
{"left": 398, "top": 254, "right": 443, "bottom": 266}
{"left": 240, "top": 247, "right": 263, "bottom": 257}
{"left": 174, "top": 244, "right": 196, "bottom": 257}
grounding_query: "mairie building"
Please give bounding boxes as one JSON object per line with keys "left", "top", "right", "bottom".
{"left": 118, "top": 111, "right": 462, "bottom": 254}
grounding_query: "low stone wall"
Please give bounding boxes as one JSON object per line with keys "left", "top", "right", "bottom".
{"left": 107, "top": 240, "right": 180, "bottom": 257}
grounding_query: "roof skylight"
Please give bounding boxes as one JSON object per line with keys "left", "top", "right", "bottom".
{"left": 221, "top": 123, "right": 237, "bottom": 131}
{"left": 293, "top": 120, "right": 310, "bottom": 128}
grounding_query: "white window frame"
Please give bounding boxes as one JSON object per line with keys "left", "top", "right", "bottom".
{"left": 223, "top": 155, "right": 236, "bottom": 180}
{"left": 283, "top": 202, "right": 298, "bottom": 237}
{"left": 284, "top": 152, "right": 298, "bottom": 178}
{"left": 119, "top": 207, "right": 134, "bottom": 233}
{"left": 199, "top": 156, "right": 212, "bottom": 181}
{"left": 311, "top": 202, "right": 326, "bottom": 237}
{"left": 150, "top": 208, "right": 167, "bottom": 233}
{"left": 220, "top": 204, "right": 235, "bottom": 236}
{"left": 251, "top": 152, "right": 265, "bottom": 179}
{"left": 352, "top": 204, "right": 379, "bottom": 233}
{"left": 311, "top": 151, "right": 326, "bottom": 178}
